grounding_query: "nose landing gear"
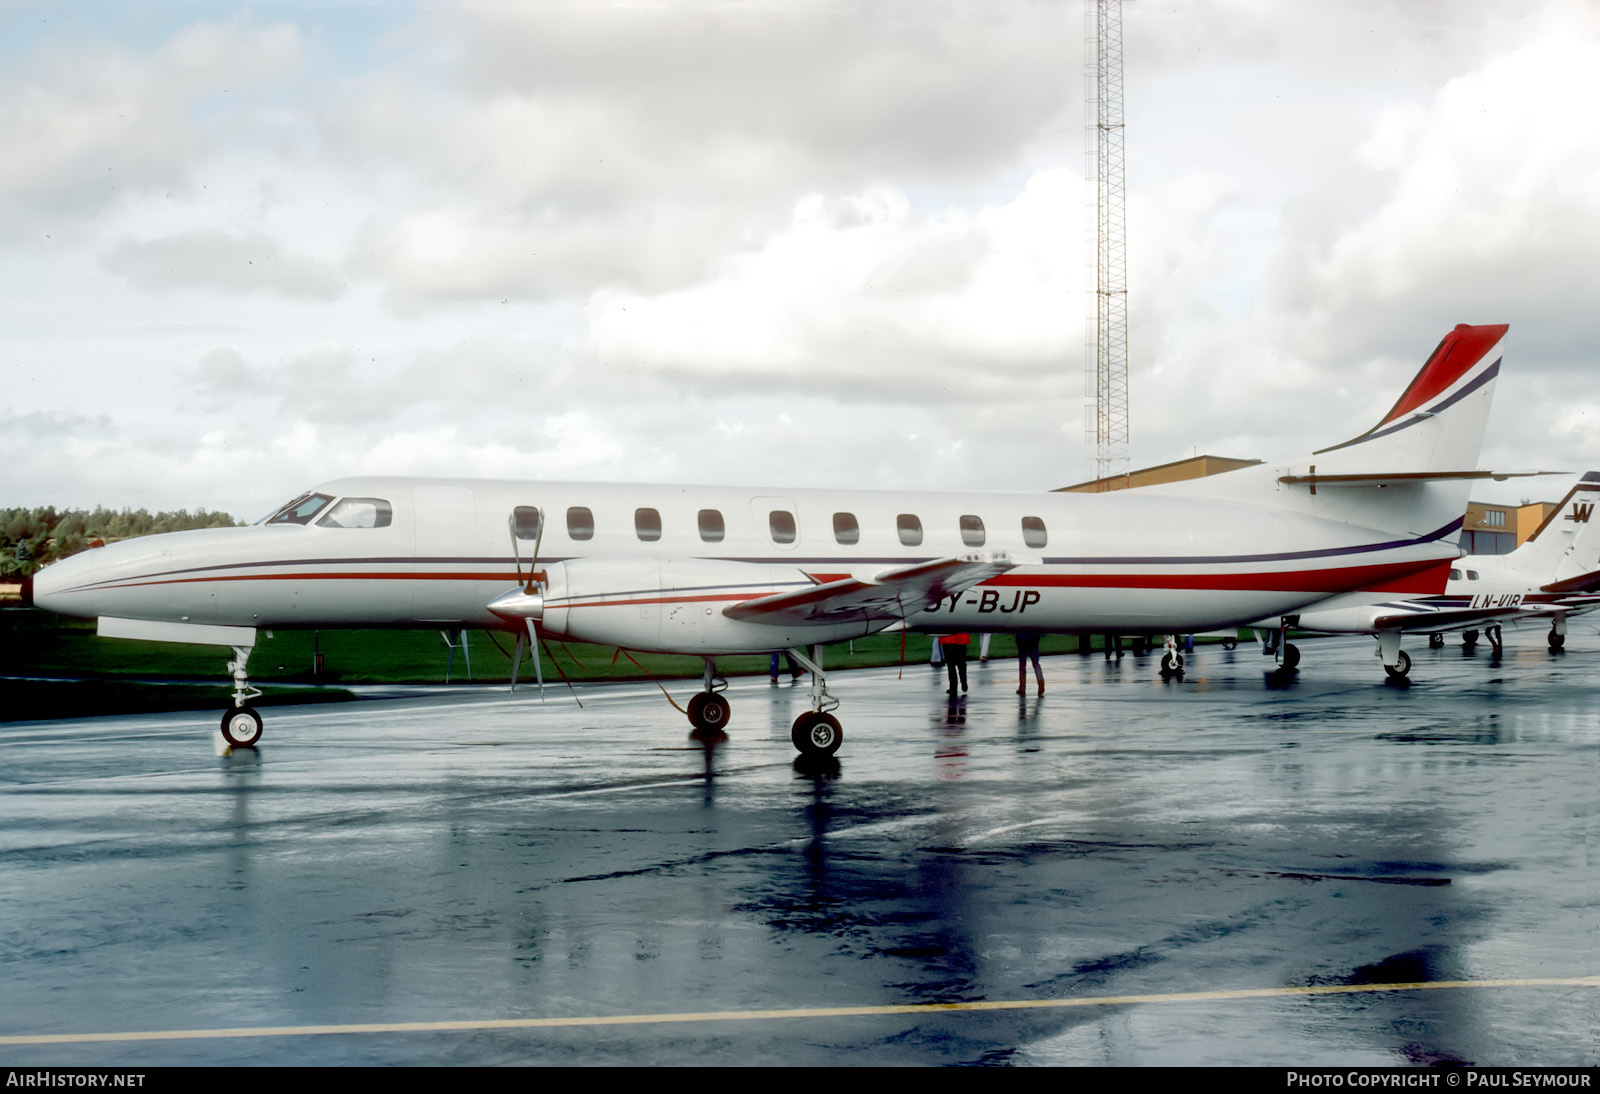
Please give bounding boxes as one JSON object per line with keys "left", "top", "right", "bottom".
{"left": 687, "top": 658, "right": 732, "bottom": 737}
{"left": 219, "top": 644, "right": 264, "bottom": 748}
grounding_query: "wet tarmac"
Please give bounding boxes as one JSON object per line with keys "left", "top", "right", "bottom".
{"left": 2, "top": 633, "right": 1597, "bottom": 1066}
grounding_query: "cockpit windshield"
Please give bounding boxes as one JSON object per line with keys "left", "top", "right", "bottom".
{"left": 317, "top": 498, "right": 393, "bottom": 529}
{"left": 263, "top": 493, "right": 335, "bottom": 525}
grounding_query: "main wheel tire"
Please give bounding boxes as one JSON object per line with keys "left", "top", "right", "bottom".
{"left": 686, "top": 692, "right": 732, "bottom": 732}
{"left": 791, "top": 712, "right": 843, "bottom": 757}
{"left": 1385, "top": 650, "right": 1412, "bottom": 680}
{"left": 1428, "top": 632, "right": 1445, "bottom": 649}
{"left": 1222, "top": 638, "right": 1238, "bottom": 650}
{"left": 1159, "top": 652, "right": 1184, "bottom": 675}
{"left": 1549, "top": 631, "right": 1566, "bottom": 650}
{"left": 220, "top": 705, "right": 263, "bottom": 748}
{"left": 1462, "top": 629, "right": 1479, "bottom": 648}
{"left": 1280, "top": 644, "right": 1300, "bottom": 671}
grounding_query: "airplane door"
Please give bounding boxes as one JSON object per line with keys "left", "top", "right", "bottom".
{"left": 413, "top": 484, "right": 477, "bottom": 621}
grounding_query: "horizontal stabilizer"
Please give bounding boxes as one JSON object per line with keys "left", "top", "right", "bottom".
{"left": 725, "top": 551, "right": 1020, "bottom": 626}
{"left": 1279, "top": 470, "right": 1562, "bottom": 488}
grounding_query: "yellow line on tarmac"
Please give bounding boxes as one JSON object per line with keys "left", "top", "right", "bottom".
{"left": 5, "top": 976, "right": 1598, "bottom": 1046}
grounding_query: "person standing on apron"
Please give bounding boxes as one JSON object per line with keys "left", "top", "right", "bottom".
{"left": 940, "top": 632, "right": 970, "bottom": 696}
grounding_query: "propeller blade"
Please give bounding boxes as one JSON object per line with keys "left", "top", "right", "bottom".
{"left": 508, "top": 513, "right": 524, "bottom": 586}
{"left": 527, "top": 516, "right": 545, "bottom": 595}
{"left": 510, "top": 628, "right": 524, "bottom": 693}
{"left": 527, "top": 618, "right": 545, "bottom": 700}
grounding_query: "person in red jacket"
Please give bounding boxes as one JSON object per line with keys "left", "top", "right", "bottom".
{"left": 940, "top": 632, "right": 970, "bottom": 696}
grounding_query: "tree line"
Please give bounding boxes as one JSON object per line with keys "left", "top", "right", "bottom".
{"left": 2, "top": 506, "right": 242, "bottom": 578}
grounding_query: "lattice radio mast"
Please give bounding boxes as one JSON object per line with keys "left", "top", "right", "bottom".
{"left": 1086, "top": 0, "right": 1129, "bottom": 488}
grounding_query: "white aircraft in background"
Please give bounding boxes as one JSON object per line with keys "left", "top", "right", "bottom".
{"left": 28, "top": 323, "right": 1514, "bottom": 759}
{"left": 1278, "top": 472, "right": 1600, "bottom": 679}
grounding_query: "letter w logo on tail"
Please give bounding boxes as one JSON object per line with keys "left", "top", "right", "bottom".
{"left": 1567, "top": 503, "right": 1594, "bottom": 524}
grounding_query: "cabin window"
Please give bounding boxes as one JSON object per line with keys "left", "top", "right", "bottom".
{"left": 266, "top": 493, "right": 334, "bottom": 525}
{"left": 769, "top": 510, "right": 796, "bottom": 545}
{"left": 833, "top": 512, "right": 859, "bottom": 546}
{"left": 635, "top": 507, "right": 662, "bottom": 542}
{"left": 510, "top": 506, "right": 542, "bottom": 540}
{"left": 1450, "top": 568, "right": 1463, "bottom": 581}
{"left": 897, "top": 514, "right": 922, "bottom": 547}
{"left": 317, "top": 498, "right": 393, "bottom": 529}
{"left": 960, "top": 515, "right": 986, "bottom": 547}
{"left": 567, "top": 506, "right": 595, "bottom": 541}
{"left": 698, "top": 509, "right": 725, "bottom": 543}
{"left": 1466, "top": 570, "right": 1480, "bottom": 580}
{"left": 1021, "top": 516, "right": 1048, "bottom": 548}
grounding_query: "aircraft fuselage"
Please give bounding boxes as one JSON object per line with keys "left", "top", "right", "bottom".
{"left": 32, "top": 474, "right": 1460, "bottom": 653}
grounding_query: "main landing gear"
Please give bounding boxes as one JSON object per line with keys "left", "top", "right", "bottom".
{"left": 683, "top": 647, "right": 842, "bottom": 759}
{"left": 219, "top": 644, "right": 264, "bottom": 748}
{"left": 1460, "top": 625, "right": 1506, "bottom": 654}
{"left": 1158, "top": 634, "right": 1184, "bottom": 677}
{"left": 788, "top": 645, "right": 842, "bottom": 760}
{"left": 1261, "top": 621, "right": 1300, "bottom": 672}
{"left": 1549, "top": 618, "right": 1566, "bottom": 651}
{"left": 1376, "top": 631, "right": 1410, "bottom": 680}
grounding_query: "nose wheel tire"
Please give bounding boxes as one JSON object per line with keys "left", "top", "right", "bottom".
{"left": 686, "top": 692, "right": 731, "bottom": 733}
{"left": 792, "top": 711, "right": 843, "bottom": 757}
{"left": 220, "top": 706, "right": 264, "bottom": 748}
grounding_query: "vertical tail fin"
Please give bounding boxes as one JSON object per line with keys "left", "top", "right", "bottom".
{"left": 1503, "top": 473, "right": 1600, "bottom": 587}
{"left": 1312, "top": 323, "right": 1508, "bottom": 473}
{"left": 1151, "top": 324, "right": 1509, "bottom": 546}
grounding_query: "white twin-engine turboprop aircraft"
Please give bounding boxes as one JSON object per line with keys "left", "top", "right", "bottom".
{"left": 29, "top": 323, "right": 1513, "bottom": 759}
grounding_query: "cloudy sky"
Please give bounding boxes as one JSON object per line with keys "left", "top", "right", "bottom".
{"left": 3, "top": 0, "right": 1597, "bottom": 519}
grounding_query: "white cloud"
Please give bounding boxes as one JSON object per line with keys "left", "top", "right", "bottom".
{"left": 0, "top": 18, "right": 307, "bottom": 233}
{"left": 583, "top": 171, "right": 1084, "bottom": 407}
{"left": 104, "top": 228, "right": 345, "bottom": 300}
{"left": 5, "top": 0, "right": 1600, "bottom": 517}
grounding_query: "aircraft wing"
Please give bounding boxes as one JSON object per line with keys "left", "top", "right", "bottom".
{"left": 724, "top": 552, "right": 1021, "bottom": 627}
{"left": 1541, "top": 569, "right": 1600, "bottom": 594}
{"left": 1370, "top": 601, "right": 1597, "bottom": 632}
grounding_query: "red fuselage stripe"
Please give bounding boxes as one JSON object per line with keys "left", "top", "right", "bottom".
{"left": 77, "top": 557, "right": 1450, "bottom": 599}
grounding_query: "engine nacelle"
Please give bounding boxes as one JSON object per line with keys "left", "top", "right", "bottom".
{"left": 538, "top": 557, "right": 882, "bottom": 654}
